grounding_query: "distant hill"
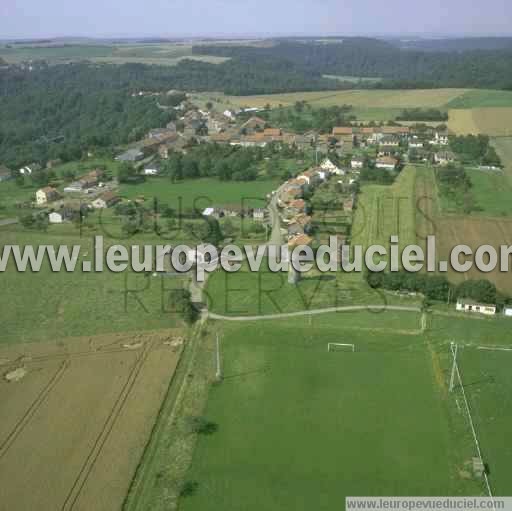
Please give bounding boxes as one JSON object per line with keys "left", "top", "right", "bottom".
{"left": 392, "top": 37, "right": 512, "bottom": 52}
{"left": 193, "top": 39, "right": 512, "bottom": 89}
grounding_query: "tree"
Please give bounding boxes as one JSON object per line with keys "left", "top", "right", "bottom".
{"left": 456, "top": 280, "right": 496, "bottom": 304}
{"left": 170, "top": 289, "right": 199, "bottom": 324}
{"left": 117, "top": 162, "right": 139, "bottom": 184}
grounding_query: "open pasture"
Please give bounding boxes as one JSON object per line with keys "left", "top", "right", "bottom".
{"left": 0, "top": 329, "right": 183, "bottom": 511}
{"left": 352, "top": 166, "right": 417, "bottom": 255}
{"left": 120, "top": 177, "right": 278, "bottom": 211}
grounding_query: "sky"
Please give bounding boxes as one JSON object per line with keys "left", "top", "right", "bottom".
{"left": 1, "top": 0, "right": 511, "bottom": 39}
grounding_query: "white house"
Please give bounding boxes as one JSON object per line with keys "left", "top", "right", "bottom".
{"left": 143, "top": 163, "right": 160, "bottom": 176}
{"left": 48, "top": 212, "right": 63, "bottom": 224}
{"left": 434, "top": 151, "right": 456, "bottom": 166}
{"left": 456, "top": 300, "right": 496, "bottom": 316}
{"left": 409, "top": 137, "right": 425, "bottom": 149}
{"left": 351, "top": 157, "right": 364, "bottom": 170}
{"left": 432, "top": 131, "right": 449, "bottom": 146}
{"left": 375, "top": 156, "right": 398, "bottom": 170}
{"left": 223, "top": 110, "right": 236, "bottom": 120}
{"left": 503, "top": 307, "right": 512, "bottom": 317}
{"left": 320, "top": 158, "right": 342, "bottom": 175}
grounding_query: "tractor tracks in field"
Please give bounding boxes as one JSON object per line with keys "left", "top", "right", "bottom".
{"left": 60, "top": 341, "right": 155, "bottom": 511}
{"left": 0, "top": 359, "right": 70, "bottom": 461}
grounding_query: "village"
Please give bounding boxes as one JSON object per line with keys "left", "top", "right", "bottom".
{"left": 2, "top": 91, "right": 474, "bottom": 236}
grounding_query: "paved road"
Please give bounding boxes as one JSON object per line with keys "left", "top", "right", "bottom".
{"left": 206, "top": 305, "right": 421, "bottom": 321}
{"left": 0, "top": 218, "right": 18, "bottom": 227}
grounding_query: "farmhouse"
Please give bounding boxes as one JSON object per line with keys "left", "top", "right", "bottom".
{"left": 434, "top": 151, "right": 456, "bottom": 165}
{"left": 376, "top": 156, "right": 398, "bottom": 170}
{"left": 115, "top": 149, "right": 144, "bottom": 162}
{"left": 64, "top": 181, "right": 84, "bottom": 193}
{"left": 351, "top": 157, "right": 365, "bottom": 170}
{"left": 320, "top": 158, "right": 343, "bottom": 175}
{"left": 456, "top": 300, "right": 496, "bottom": 316}
{"left": 92, "top": 192, "right": 121, "bottom": 209}
{"left": 240, "top": 116, "right": 266, "bottom": 134}
{"left": 431, "top": 131, "right": 449, "bottom": 146}
{"left": 36, "top": 186, "right": 59, "bottom": 205}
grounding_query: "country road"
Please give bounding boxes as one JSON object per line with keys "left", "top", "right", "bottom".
{"left": 206, "top": 305, "right": 422, "bottom": 321}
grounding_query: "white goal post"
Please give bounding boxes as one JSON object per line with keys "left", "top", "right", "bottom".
{"left": 327, "top": 343, "right": 355, "bottom": 352}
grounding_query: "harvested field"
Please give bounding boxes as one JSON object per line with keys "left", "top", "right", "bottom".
{"left": 415, "top": 167, "right": 512, "bottom": 294}
{"left": 0, "top": 330, "right": 184, "bottom": 511}
{"left": 224, "top": 89, "right": 468, "bottom": 109}
{"left": 449, "top": 108, "right": 512, "bottom": 136}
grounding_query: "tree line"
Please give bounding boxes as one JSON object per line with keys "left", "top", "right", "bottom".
{"left": 194, "top": 39, "right": 512, "bottom": 90}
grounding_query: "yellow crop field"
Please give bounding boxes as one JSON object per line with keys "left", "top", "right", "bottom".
{"left": 449, "top": 107, "right": 512, "bottom": 136}
{"left": 224, "top": 88, "right": 469, "bottom": 109}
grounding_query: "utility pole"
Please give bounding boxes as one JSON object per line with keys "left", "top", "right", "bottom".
{"left": 215, "top": 334, "right": 222, "bottom": 381}
{"left": 449, "top": 342, "right": 458, "bottom": 392}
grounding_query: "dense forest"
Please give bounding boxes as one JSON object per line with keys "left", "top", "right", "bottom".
{"left": 193, "top": 39, "right": 512, "bottom": 89}
{"left": 0, "top": 61, "right": 342, "bottom": 167}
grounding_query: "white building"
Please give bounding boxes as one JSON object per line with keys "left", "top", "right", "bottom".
{"left": 351, "top": 157, "right": 364, "bottom": 170}
{"left": 375, "top": 157, "right": 398, "bottom": 170}
{"left": 320, "top": 158, "right": 342, "bottom": 175}
{"left": 456, "top": 300, "right": 496, "bottom": 316}
{"left": 48, "top": 212, "right": 63, "bottom": 224}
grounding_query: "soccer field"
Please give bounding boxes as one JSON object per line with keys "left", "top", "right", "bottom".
{"left": 454, "top": 346, "right": 512, "bottom": 496}
{"left": 180, "top": 313, "right": 482, "bottom": 511}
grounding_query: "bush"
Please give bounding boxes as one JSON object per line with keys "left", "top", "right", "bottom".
{"left": 179, "top": 480, "right": 199, "bottom": 498}
{"left": 185, "top": 416, "right": 218, "bottom": 435}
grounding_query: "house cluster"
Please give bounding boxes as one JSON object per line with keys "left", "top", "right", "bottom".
{"left": 201, "top": 206, "right": 267, "bottom": 222}
{"left": 276, "top": 158, "right": 347, "bottom": 247}
{"left": 63, "top": 168, "right": 105, "bottom": 194}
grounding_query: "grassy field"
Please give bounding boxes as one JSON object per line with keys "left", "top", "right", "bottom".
{"left": 446, "top": 90, "right": 512, "bottom": 109}
{"left": 429, "top": 313, "right": 512, "bottom": 497}
{"left": 178, "top": 312, "right": 484, "bottom": 511}
{"left": 120, "top": 177, "right": 279, "bottom": 210}
{"left": 0, "top": 229, "right": 185, "bottom": 344}
{"left": 352, "top": 166, "right": 417, "bottom": 254}
{"left": 205, "top": 257, "right": 423, "bottom": 317}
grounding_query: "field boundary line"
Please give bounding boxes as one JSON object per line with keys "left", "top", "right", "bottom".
{"left": 123, "top": 326, "right": 201, "bottom": 511}
{"left": 450, "top": 343, "right": 494, "bottom": 500}
{"left": 61, "top": 341, "right": 155, "bottom": 511}
{"left": 0, "top": 359, "right": 69, "bottom": 460}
